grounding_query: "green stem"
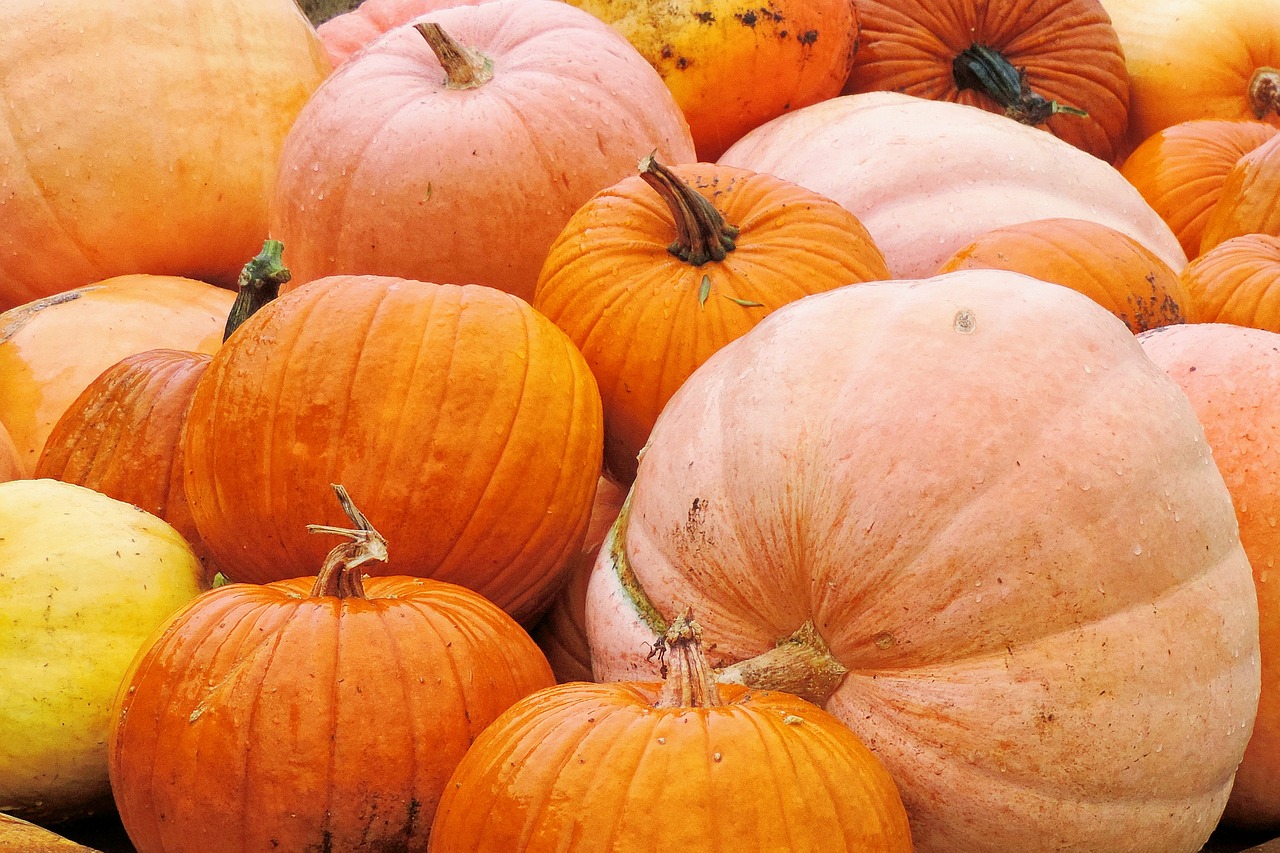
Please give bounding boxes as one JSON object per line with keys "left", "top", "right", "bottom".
{"left": 638, "top": 152, "right": 738, "bottom": 266}
{"left": 223, "top": 239, "right": 290, "bottom": 341}
{"left": 953, "top": 44, "right": 1088, "bottom": 126}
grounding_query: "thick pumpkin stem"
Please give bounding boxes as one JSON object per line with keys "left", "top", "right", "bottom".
{"left": 953, "top": 44, "right": 1088, "bottom": 126}
{"left": 224, "top": 239, "right": 290, "bottom": 341}
{"left": 654, "top": 610, "right": 723, "bottom": 708}
{"left": 717, "top": 621, "right": 849, "bottom": 707}
{"left": 416, "top": 22, "right": 494, "bottom": 89}
{"left": 307, "top": 484, "right": 389, "bottom": 599}
{"left": 639, "top": 152, "right": 738, "bottom": 266}
{"left": 1250, "top": 67, "right": 1280, "bottom": 119}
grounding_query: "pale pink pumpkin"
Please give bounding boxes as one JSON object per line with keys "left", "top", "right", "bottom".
{"left": 316, "top": 0, "right": 487, "bottom": 67}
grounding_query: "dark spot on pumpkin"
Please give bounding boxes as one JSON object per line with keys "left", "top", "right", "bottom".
{"left": 738, "top": 10, "right": 757, "bottom": 25}
{"left": 798, "top": 30, "right": 818, "bottom": 45}
{"left": 676, "top": 56, "right": 691, "bottom": 69}
{"left": 695, "top": 10, "right": 714, "bottom": 23}
{"left": 661, "top": 44, "right": 673, "bottom": 59}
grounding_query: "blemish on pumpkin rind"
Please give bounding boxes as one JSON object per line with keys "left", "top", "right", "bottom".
{"left": 954, "top": 308, "right": 977, "bottom": 334}
{"left": 0, "top": 286, "right": 99, "bottom": 343}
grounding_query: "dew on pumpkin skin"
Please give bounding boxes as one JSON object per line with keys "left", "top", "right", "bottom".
{"left": 1132, "top": 544, "right": 1143, "bottom": 556}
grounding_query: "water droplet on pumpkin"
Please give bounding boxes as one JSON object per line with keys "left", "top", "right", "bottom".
{"left": 1132, "top": 544, "right": 1143, "bottom": 556}
{"left": 1154, "top": 743, "right": 1162, "bottom": 753}
{"left": 1083, "top": 364, "right": 1092, "bottom": 374}
{"left": 873, "top": 631, "right": 895, "bottom": 649}
{"left": 1080, "top": 483, "right": 1091, "bottom": 492}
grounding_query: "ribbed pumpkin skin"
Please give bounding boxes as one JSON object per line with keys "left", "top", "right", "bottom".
{"left": 35, "top": 349, "right": 214, "bottom": 581}
{"left": 937, "top": 217, "right": 1191, "bottom": 331}
{"left": 428, "top": 681, "right": 913, "bottom": 851}
{"left": 182, "top": 276, "right": 603, "bottom": 622}
{"left": 110, "top": 577, "right": 556, "bottom": 853}
{"left": 1201, "top": 132, "right": 1280, "bottom": 253}
{"left": 0, "top": 276, "right": 234, "bottom": 477}
{"left": 844, "top": 0, "right": 1129, "bottom": 163}
{"left": 1120, "top": 119, "right": 1278, "bottom": 260}
{"left": 534, "top": 162, "right": 889, "bottom": 483}
{"left": 269, "top": 0, "right": 696, "bottom": 303}
{"left": 317, "top": 0, "right": 487, "bottom": 66}
{"left": 1140, "top": 324, "right": 1280, "bottom": 829}
{"left": 1180, "top": 234, "right": 1280, "bottom": 331}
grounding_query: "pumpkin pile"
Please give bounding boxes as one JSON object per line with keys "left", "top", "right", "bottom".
{"left": 2, "top": 0, "right": 1280, "bottom": 850}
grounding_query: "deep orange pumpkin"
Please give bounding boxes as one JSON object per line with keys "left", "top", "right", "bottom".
{"left": 843, "top": 0, "right": 1129, "bottom": 163}
{"left": 1179, "top": 234, "right": 1280, "bottom": 331}
{"left": 534, "top": 155, "right": 889, "bottom": 482}
{"left": 1120, "top": 119, "right": 1278, "bottom": 260}
{"left": 937, "top": 217, "right": 1192, "bottom": 331}
{"left": 430, "top": 612, "right": 913, "bottom": 851}
{"left": 1200, "top": 131, "right": 1280, "bottom": 253}
{"left": 109, "top": 488, "right": 556, "bottom": 852}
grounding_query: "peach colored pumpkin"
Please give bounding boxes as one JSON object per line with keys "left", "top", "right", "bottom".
{"left": 317, "top": 0, "right": 487, "bottom": 67}
{"left": 719, "top": 92, "right": 1187, "bottom": 279}
{"left": 269, "top": 0, "right": 696, "bottom": 302}
{"left": 1140, "top": 323, "right": 1280, "bottom": 830}
{"left": 0, "top": 0, "right": 330, "bottom": 310}
{"left": 586, "top": 269, "right": 1259, "bottom": 852}
{"left": 0, "top": 277, "right": 234, "bottom": 477}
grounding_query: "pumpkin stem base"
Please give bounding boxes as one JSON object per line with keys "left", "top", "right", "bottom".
{"left": 1250, "top": 67, "right": 1280, "bottom": 119}
{"left": 717, "top": 621, "right": 849, "bottom": 706}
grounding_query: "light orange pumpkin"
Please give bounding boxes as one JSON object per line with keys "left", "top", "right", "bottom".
{"left": 269, "top": 0, "right": 696, "bottom": 302}
{"left": 0, "top": 0, "right": 330, "bottom": 310}
{"left": 316, "top": 0, "right": 486, "bottom": 66}
{"left": 1200, "top": 131, "right": 1280, "bottom": 253}
{"left": 1179, "top": 234, "right": 1280, "bottom": 332}
{"left": 844, "top": 0, "right": 1129, "bottom": 163}
{"left": 0, "top": 423, "right": 19, "bottom": 483}
{"left": 585, "top": 269, "right": 1259, "bottom": 851}
{"left": 719, "top": 92, "right": 1187, "bottom": 279}
{"left": 534, "top": 155, "right": 889, "bottom": 483}
{"left": 0, "top": 276, "right": 235, "bottom": 477}
{"left": 1119, "top": 118, "right": 1278, "bottom": 260}
{"left": 1140, "top": 323, "right": 1280, "bottom": 829}
{"left": 937, "top": 217, "right": 1192, "bottom": 331}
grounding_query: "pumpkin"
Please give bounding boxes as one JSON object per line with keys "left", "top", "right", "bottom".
{"left": 269, "top": 0, "right": 696, "bottom": 302}
{"left": 1140, "top": 323, "right": 1280, "bottom": 830}
{"left": 1099, "top": 0, "right": 1280, "bottom": 149}
{"left": 318, "top": 0, "right": 493, "bottom": 67}
{"left": 1179, "top": 234, "right": 1280, "bottom": 332}
{"left": 0, "top": 479, "right": 205, "bottom": 825}
{"left": 585, "top": 269, "right": 1259, "bottom": 852}
{"left": 843, "top": 0, "right": 1129, "bottom": 164}
{"left": 0, "top": 275, "right": 235, "bottom": 477}
{"left": 719, "top": 92, "right": 1187, "bottom": 280}
{"left": 0, "top": 423, "right": 19, "bottom": 483}
{"left": 1200, "top": 131, "right": 1280, "bottom": 253}
{"left": 534, "top": 154, "right": 890, "bottom": 483}
{"left": 182, "top": 274, "right": 603, "bottom": 623}
{"left": 430, "top": 611, "right": 913, "bottom": 851}
{"left": 1119, "top": 118, "right": 1278, "bottom": 260}
{"left": 0, "top": 813, "right": 97, "bottom": 852}
{"left": 936, "top": 217, "right": 1192, "bottom": 331}
{"left": 0, "top": 0, "right": 330, "bottom": 311}
{"left": 109, "top": 486, "right": 556, "bottom": 852}
{"left": 562, "top": 0, "right": 859, "bottom": 162}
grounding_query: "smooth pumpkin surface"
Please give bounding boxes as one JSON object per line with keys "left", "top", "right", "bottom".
{"left": 1119, "top": 119, "right": 1278, "bottom": 260}
{"left": 1141, "top": 323, "right": 1280, "bottom": 830}
{"left": 1200, "top": 131, "right": 1280, "bottom": 253}
{"left": 564, "top": 0, "right": 858, "bottom": 161}
{"left": 183, "top": 275, "right": 603, "bottom": 623}
{"left": 719, "top": 92, "right": 1187, "bottom": 279}
{"left": 844, "top": 0, "right": 1129, "bottom": 163}
{"left": 534, "top": 157, "right": 889, "bottom": 483}
{"left": 586, "top": 270, "right": 1259, "bottom": 852}
{"left": 269, "top": 0, "right": 696, "bottom": 302}
{"left": 0, "top": 0, "right": 330, "bottom": 310}
{"left": 0, "top": 276, "right": 234, "bottom": 477}
{"left": 937, "top": 217, "right": 1191, "bottom": 331}
{"left": 316, "top": 0, "right": 487, "bottom": 66}
{"left": 1180, "top": 234, "right": 1280, "bottom": 333}
{"left": 0, "top": 422, "right": 19, "bottom": 483}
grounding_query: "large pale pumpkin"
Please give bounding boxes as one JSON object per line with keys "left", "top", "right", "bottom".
{"left": 269, "top": 0, "right": 696, "bottom": 302}
{"left": 1140, "top": 323, "right": 1280, "bottom": 830}
{"left": 0, "top": 0, "right": 330, "bottom": 310}
{"left": 585, "top": 270, "right": 1259, "bottom": 852}
{"left": 719, "top": 92, "right": 1187, "bottom": 279}
{"left": 182, "top": 275, "right": 603, "bottom": 623}
{"left": 1180, "top": 234, "right": 1280, "bottom": 331}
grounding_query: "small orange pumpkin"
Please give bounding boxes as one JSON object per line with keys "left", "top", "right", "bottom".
{"left": 1179, "top": 234, "right": 1280, "bottom": 331}
{"left": 1200, "top": 131, "right": 1280, "bottom": 253}
{"left": 0, "top": 423, "right": 19, "bottom": 483}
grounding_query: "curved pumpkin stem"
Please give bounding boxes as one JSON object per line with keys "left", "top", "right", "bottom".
{"left": 416, "top": 22, "right": 494, "bottom": 89}
{"left": 952, "top": 44, "right": 1088, "bottom": 126}
{"left": 307, "top": 484, "right": 389, "bottom": 599}
{"left": 223, "top": 239, "right": 290, "bottom": 341}
{"left": 639, "top": 152, "right": 739, "bottom": 267}
{"left": 654, "top": 610, "right": 723, "bottom": 708}
{"left": 1250, "top": 67, "right": 1280, "bottom": 119}
{"left": 716, "top": 621, "right": 850, "bottom": 707}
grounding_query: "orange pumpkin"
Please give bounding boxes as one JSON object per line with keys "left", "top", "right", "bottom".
{"left": 937, "top": 217, "right": 1192, "bottom": 331}
{"left": 534, "top": 155, "right": 889, "bottom": 483}
{"left": 844, "top": 0, "right": 1129, "bottom": 163}
{"left": 585, "top": 269, "right": 1258, "bottom": 851}
{"left": 1140, "top": 323, "right": 1280, "bottom": 829}
{"left": 182, "top": 274, "right": 603, "bottom": 623}
{"left": 0, "top": 0, "right": 330, "bottom": 310}
{"left": 269, "top": 0, "right": 695, "bottom": 302}
{"left": 316, "top": 0, "right": 486, "bottom": 67}
{"left": 0, "top": 276, "right": 234, "bottom": 477}
{"left": 0, "top": 423, "right": 19, "bottom": 483}
{"left": 1200, "top": 131, "right": 1280, "bottom": 253}
{"left": 1179, "top": 234, "right": 1280, "bottom": 331}
{"left": 1119, "top": 119, "right": 1278, "bottom": 260}
{"left": 109, "top": 487, "right": 556, "bottom": 852}
{"left": 430, "top": 611, "right": 914, "bottom": 851}
{"left": 563, "top": 0, "right": 859, "bottom": 161}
